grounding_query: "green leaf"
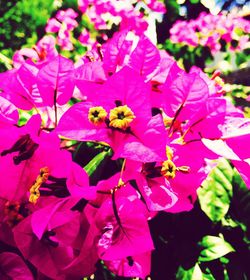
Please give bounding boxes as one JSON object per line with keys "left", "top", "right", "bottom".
{"left": 235, "top": 52, "right": 247, "bottom": 67}
{"left": 84, "top": 150, "right": 112, "bottom": 176}
{"left": 221, "top": 216, "right": 244, "bottom": 229}
{"left": 198, "top": 235, "right": 235, "bottom": 262}
{"left": 18, "top": 109, "right": 35, "bottom": 126}
{"left": 232, "top": 167, "right": 248, "bottom": 191}
{"left": 223, "top": 268, "right": 230, "bottom": 280}
{"left": 176, "top": 263, "right": 202, "bottom": 280}
{"left": 231, "top": 166, "right": 250, "bottom": 233}
{"left": 202, "top": 269, "right": 216, "bottom": 280}
{"left": 176, "top": 263, "right": 216, "bottom": 280}
{"left": 198, "top": 158, "right": 233, "bottom": 222}
{"left": 220, "top": 256, "right": 230, "bottom": 264}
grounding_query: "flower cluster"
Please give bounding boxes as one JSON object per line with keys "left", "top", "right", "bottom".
{"left": 78, "top": 0, "right": 166, "bottom": 33}
{"left": 0, "top": 30, "right": 249, "bottom": 279}
{"left": 44, "top": 0, "right": 165, "bottom": 51}
{"left": 46, "top": 8, "right": 79, "bottom": 51}
{"left": 170, "top": 11, "right": 250, "bottom": 54}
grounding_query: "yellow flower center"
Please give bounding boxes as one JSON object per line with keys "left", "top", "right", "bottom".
{"left": 166, "top": 146, "right": 174, "bottom": 160}
{"left": 88, "top": 106, "right": 107, "bottom": 125}
{"left": 161, "top": 159, "right": 177, "bottom": 179}
{"left": 109, "top": 105, "right": 135, "bottom": 130}
{"left": 29, "top": 167, "right": 50, "bottom": 204}
{"left": 161, "top": 146, "right": 190, "bottom": 179}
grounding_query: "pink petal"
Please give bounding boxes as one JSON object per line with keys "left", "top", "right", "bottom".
{"left": 0, "top": 252, "right": 33, "bottom": 280}
{"left": 37, "top": 55, "right": 75, "bottom": 106}
{"left": 0, "top": 96, "right": 19, "bottom": 126}
{"left": 128, "top": 35, "right": 161, "bottom": 82}
{"left": 102, "top": 30, "right": 131, "bottom": 74}
{"left": 96, "top": 198, "right": 154, "bottom": 261}
{"left": 105, "top": 251, "right": 151, "bottom": 279}
{"left": 163, "top": 71, "right": 209, "bottom": 121}
{"left": 137, "top": 176, "right": 178, "bottom": 211}
{"left": 202, "top": 139, "right": 241, "bottom": 161}
{"left": 56, "top": 101, "right": 110, "bottom": 142}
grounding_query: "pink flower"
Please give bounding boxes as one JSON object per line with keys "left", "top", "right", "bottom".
{"left": 13, "top": 198, "right": 85, "bottom": 279}
{"left": 57, "top": 67, "right": 167, "bottom": 162}
{"left": 0, "top": 115, "right": 89, "bottom": 203}
{"left": 165, "top": 142, "right": 217, "bottom": 212}
{"left": 202, "top": 117, "right": 250, "bottom": 188}
{"left": 45, "top": 8, "right": 78, "bottom": 50}
{"left": 78, "top": 0, "right": 89, "bottom": 13}
{"left": 12, "top": 35, "right": 58, "bottom": 68}
{"left": 170, "top": 12, "right": 249, "bottom": 54}
{"left": 105, "top": 251, "right": 151, "bottom": 278}
{"left": 76, "top": 0, "right": 166, "bottom": 48}
{"left": 0, "top": 252, "right": 33, "bottom": 280}
{"left": 46, "top": 18, "right": 61, "bottom": 33}
{"left": 89, "top": 196, "right": 154, "bottom": 263}
{"left": 0, "top": 65, "right": 40, "bottom": 110}
{"left": 56, "top": 8, "right": 78, "bottom": 21}
{"left": 147, "top": 0, "right": 166, "bottom": 13}
{"left": 123, "top": 160, "right": 178, "bottom": 212}
{"left": 36, "top": 55, "right": 75, "bottom": 107}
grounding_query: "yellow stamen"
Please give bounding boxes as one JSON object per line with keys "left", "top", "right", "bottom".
{"left": 214, "top": 76, "right": 225, "bottom": 88}
{"left": 159, "top": 108, "right": 173, "bottom": 128}
{"left": 162, "top": 113, "right": 173, "bottom": 127}
{"left": 112, "top": 179, "right": 126, "bottom": 193}
{"left": 29, "top": 167, "right": 49, "bottom": 204}
{"left": 161, "top": 159, "right": 177, "bottom": 179}
{"left": 109, "top": 105, "right": 135, "bottom": 130}
{"left": 166, "top": 146, "right": 174, "bottom": 161}
{"left": 88, "top": 106, "right": 107, "bottom": 125}
{"left": 162, "top": 147, "right": 191, "bottom": 179}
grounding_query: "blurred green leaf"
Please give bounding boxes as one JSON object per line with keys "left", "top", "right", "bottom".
{"left": 232, "top": 166, "right": 248, "bottom": 191}
{"left": 235, "top": 52, "right": 248, "bottom": 67}
{"left": 18, "top": 109, "right": 35, "bottom": 126}
{"left": 176, "top": 263, "right": 202, "bottom": 280}
{"left": 84, "top": 149, "right": 112, "bottom": 176}
{"left": 176, "top": 263, "right": 216, "bottom": 280}
{"left": 198, "top": 235, "right": 235, "bottom": 262}
{"left": 202, "top": 270, "right": 216, "bottom": 280}
{"left": 231, "top": 166, "right": 250, "bottom": 236}
{"left": 198, "top": 159, "right": 233, "bottom": 222}
{"left": 221, "top": 216, "right": 245, "bottom": 230}
{"left": 0, "top": 0, "right": 55, "bottom": 69}
{"left": 220, "top": 256, "right": 230, "bottom": 264}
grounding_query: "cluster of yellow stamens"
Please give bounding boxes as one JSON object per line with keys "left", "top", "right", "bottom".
{"left": 160, "top": 109, "right": 173, "bottom": 127}
{"left": 161, "top": 146, "right": 177, "bottom": 179}
{"left": 109, "top": 105, "right": 135, "bottom": 130}
{"left": 161, "top": 159, "right": 177, "bottom": 179}
{"left": 88, "top": 106, "right": 108, "bottom": 125}
{"left": 161, "top": 146, "right": 190, "bottom": 179}
{"left": 29, "top": 167, "right": 50, "bottom": 204}
{"left": 88, "top": 105, "right": 135, "bottom": 130}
